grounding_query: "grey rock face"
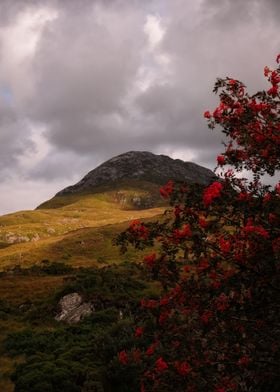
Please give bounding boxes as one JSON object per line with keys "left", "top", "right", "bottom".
{"left": 55, "top": 292, "right": 93, "bottom": 324}
{"left": 114, "top": 191, "right": 155, "bottom": 209}
{"left": 56, "top": 151, "right": 216, "bottom": 196}
{"left": 3, "top": 232, "right": 40, "bottom": 244}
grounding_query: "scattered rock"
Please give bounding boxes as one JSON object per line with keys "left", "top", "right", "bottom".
{"left": 55, "top": 292, "right": 94, "bottom": 324}
{"left": 31, "top": 233, "right": 40, "bottom": 242}
{"left": 114, "top": 191, "right": 155, "bottom": 209}
{"left": 18, "top": 302, "right": 32, "bottom": 312}
{"left": 46, "top": 227, "right": 56, "bottom": 234}
{"left": 3, "top": 232, "right": 41, "bottom": 244}
{"left": 5, "top": 233, "right": 30, "bottom": 244}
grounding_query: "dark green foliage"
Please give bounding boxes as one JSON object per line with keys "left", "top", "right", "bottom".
{"left": 60, "top": 263, "right": 149, "bottom": 305}
{"left": 38, "top": 260, "right": 74, "bottom": 275}
{"left": 0, "top": 299, "right": 11, "bottom": 319}
{"left": 3, "top": 262, "right": 158, "bottom": 391}
{"left": 12, "top": 359, "right": 83, "bottom": 392}
{"left": 27, "top": 260, "right": 74, "bottom": 275}
{"left": 7, "top": 319, "right": 138, "bottom": 392}
{"left": 2, "top": 260, "right": 73, "bottom": 277}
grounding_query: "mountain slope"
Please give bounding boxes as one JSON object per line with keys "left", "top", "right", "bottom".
{"left": 55, "top": 151, "right": 216, "bottom": 196}
{"left": 0, "top": 194, "right": 164, "bottom": 270}
{"left": 0, "top": 151, "right": 215, "bottom": 270}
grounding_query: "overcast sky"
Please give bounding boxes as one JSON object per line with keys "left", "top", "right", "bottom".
{"left": 0, "top": 0, "right": 279, "bottom": 214}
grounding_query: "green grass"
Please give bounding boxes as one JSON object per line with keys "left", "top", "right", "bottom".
{"left": 0, "top": 214, "right": 163, "bottom": 270}
{"left": 36, "top": 180, "right": 165, "bottom": 209}
{"left": 0, "top": 183, "right": 166, "bottom": 270}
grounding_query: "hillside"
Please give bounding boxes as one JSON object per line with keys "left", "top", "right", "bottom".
{"left": 0, "top": 190, "right": 164, "bottom": 270}
{"left": 0, "top": 151, "right": 215, "bottom": 270}
{"left": 0, "top": 151, "right": 215, "bottom": 391}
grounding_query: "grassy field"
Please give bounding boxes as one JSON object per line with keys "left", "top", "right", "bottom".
{"left": 0, "top": 184, "right": 166, "bottom": 270}
{"left": 0, "top": 183, "right": 166, "bottom": 391}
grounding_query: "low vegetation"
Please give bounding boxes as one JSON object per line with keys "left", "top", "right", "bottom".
{"left": 0, "top": 261, "right": 160, "bottom": 391}
{"left": 0, "top": 184, "right": 165, "bottom": 391}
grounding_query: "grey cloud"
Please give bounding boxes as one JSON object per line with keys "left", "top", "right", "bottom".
{"left": 28, "top": 149, "right": 97, "bottom": 180}
{"left": 0, "top": 99, "right": 33, "bottom": 178}
{"left": 0, "top": 0, "right": 31, "bottom": 26}
{"left": 0, "top": 0, "right": 279, "bottom": 213}
{"left": 25, "top": 0, "right": 147, "bottom": 155}
{"left": 135, "top": 0, "right": 279, "bottom": 166}
{"left": 200, "top": 0, "right": 280, "bottom": 25}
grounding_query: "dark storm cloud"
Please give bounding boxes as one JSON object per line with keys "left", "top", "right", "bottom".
{"left": 29, "top": 148, "right": 95, "bottom": 180}
{"left": 0, "top": 98, "right": 34, "bottom": 179}
{"left": 134, "top": 0, "right": 279, "bottom": 167}
{"left": 0, "top": 0, "right": 279, "bottom": 213}
{"left": 26, "top": 0, "right": 147, "bottom": 154}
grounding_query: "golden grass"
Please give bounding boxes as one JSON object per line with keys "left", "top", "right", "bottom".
{"left": 0, "top": 189, "right": 165, "bottom": 270}
{"left": 0, "top": 356, "right": 15, "bottom": 392}
{"left": 0, "top": 184, "right": 166, "bottom": 389}
{"left": 0, "top": 275, "right": 67, "bottom": 305}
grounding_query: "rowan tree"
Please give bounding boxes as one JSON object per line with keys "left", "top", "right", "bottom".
{"left": 115, "top": 54, "right": 280, "bottom": 392}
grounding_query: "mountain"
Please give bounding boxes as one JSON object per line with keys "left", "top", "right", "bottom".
{"left": 56, "top": 151, "right": 216, "bottom": 196}
{"left": 0, "top": 151, "right": 216, "bottom": 269}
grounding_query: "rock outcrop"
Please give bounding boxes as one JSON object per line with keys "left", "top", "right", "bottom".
{"left": 55, "top": 292, "right": 93, "bottom": 324}
{"left": 56, "top": 151, "right": 216, "bottom": 196}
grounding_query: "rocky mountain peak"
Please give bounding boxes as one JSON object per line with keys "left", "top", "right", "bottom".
{"left": 56, "top": 151, "right": 216, "bottom": 196}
